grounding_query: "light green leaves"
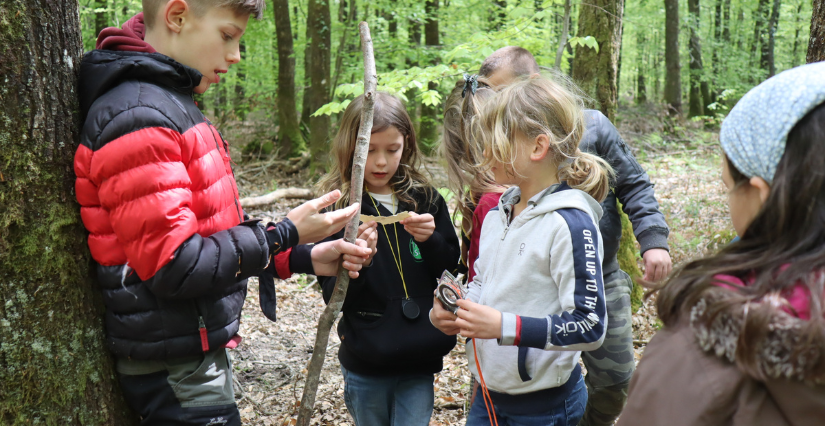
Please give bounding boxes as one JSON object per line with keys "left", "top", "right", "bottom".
{"left": 568, "top": 36, "right": 599, "bottom": 53}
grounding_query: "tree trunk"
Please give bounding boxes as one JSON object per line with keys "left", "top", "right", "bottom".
{"left": 636, "top": 31, "right": 647, "bottom": 104}
{"left": 688, "top": 0, "right": 706, "bottom": 117}
{"left": 406, "top": 19, "right": 422, "bottom": 133}
{"left": 763, "top": 0, "right": 781, "bottom": 76}
{"left": 331, "top": 0, "right": 357, "bottom": 99}
{"left": 234, "top": 40, "right": 247, "bottom": 121}
{"left": 792, "top": 0, "right": 805, "bottom": 66}
{"left": 752, "top": 0, "right": 770, "bottom": 68}
{"left": 809, "top": 0, "right": 825, "bottom": 62}
{"left": 722, "top": 0, "right": 732, "bottom": 42}
{"left": 0, "top": 1, "right": 133, "bottom": 423}
{"left": 492, "top": 0, "right": 507, "bottom": 31}
{"left": 95, "top": 0, "right": 108, "bottom": 37}
{"left": 572, "top": 0, "right": 625, "bottom": 122}
{"left": 555, "top": 0, "right": 572, "bottom": 69}
{"left": 664, "top": 0, "right": 682, "bottom": 115}
{"left": 419, "top": 0, "right": 440, "bottom": 153}
{"left": 274, "top": 0, "right": 302, "bottom": 157}
{"left": 305, "top": 0, "right": 332, "bottom": 169}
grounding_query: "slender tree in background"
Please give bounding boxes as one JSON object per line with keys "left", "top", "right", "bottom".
{"left": 664, "top": 0, "right": 682, "bottom": 115}
{"left": 95, "top": 0, "right": 108, "bottom": 37}
{"left": 234, "top": 39, "right": 248, "bottom": 120}
{"left": 305, "top": 0, "right": 332, "bottom": 168}
{"left": 492, "top": 0, "right": 507, "bottom": 31}
{"left": 636, "top": 31, "right": 647, "bottom": 103}
{"left": 752, "top": 0, "right": 770, "bottom": 70}
{"left": 572, "top": 0, "right": 625, "bottom": 121}
{"left": 419, "top": 0, "right": 440, "bottom": 151}
{"left": 808, "top": 0, "right": 824, "bottom": 62}
{"left": 763, "top": 0, "right": 782, "bottom": 76}
{"left": 0, "top": 0, "right": 133, "bottom": 423}
{"left": 274, "top": 0, "right": 302, "bottom": 157}
{"left": 555, "top": 0, "right": 572, "bottom": 69}
{"left": 792, "top": 0, "right": 806, "bottom": 65}
{"left": 688, "top": 0, "right": 710, "bottom": 116}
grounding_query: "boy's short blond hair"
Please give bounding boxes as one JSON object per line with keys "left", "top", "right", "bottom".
{"left": 143, "top": 0, "right": 265, "bottom": 28}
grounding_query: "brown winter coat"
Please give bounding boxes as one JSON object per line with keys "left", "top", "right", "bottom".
{"left": 617, "top": 290, "right": 825, "bottom": 426}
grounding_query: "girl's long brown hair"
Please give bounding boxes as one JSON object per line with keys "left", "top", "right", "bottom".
{"left": 656, "top": 103, "right": 825, "bottom": 380}
{"left": 441, "top": 78, "right": 502, "bottom": 242}
{"left": 316, "top": 92, "right": 433, "bottom": 210}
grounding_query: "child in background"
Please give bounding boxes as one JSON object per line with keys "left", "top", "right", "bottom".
{"left": 315, "top": 93, "right": 460, "bottom": 426}
{"left": 433, "top": 77, "right": 612, "bottom": 426}
{"left": 617, "top": 62, "right": 825, "bottom": 426}
{"left": 448, "top": 47, "right": 672, "bottom": 426}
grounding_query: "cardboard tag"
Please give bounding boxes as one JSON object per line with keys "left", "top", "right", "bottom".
{"left": 359, "top": 211, "right": 412, "bottom": 225}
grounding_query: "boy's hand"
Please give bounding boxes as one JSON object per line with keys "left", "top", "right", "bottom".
{"left": 400, "top": 212, "right": 435, "bottom": 242}
{"left": 430, "top": 295, "right": 462, "bottom": 335}
{"left": 454, "top": 299, "right": 502, "bottom": 339}
{"left": 639, "top": 248, "right": 672, "bottom": 287}
{"left": 288, "top": 190, "right": 360, "bottom": 244}
{"left": 310, "top": 223, "right": 378, "bottom": 278}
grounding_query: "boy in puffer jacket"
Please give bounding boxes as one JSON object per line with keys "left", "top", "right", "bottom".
{"left": 74, "top": 1, "right": 373, "bottom": 424}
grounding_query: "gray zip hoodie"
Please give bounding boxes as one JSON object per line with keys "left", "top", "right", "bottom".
{"left": 467, "top": 183, "right": 607, "bottom": 396}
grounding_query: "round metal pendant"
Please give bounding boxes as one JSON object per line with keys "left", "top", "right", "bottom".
{"left": 402, "top": 298, "right": 420, "bottom": 320}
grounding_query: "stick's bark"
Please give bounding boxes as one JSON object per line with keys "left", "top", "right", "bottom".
{"left": 295, "top": 22, "right": 377, "bottom": 426}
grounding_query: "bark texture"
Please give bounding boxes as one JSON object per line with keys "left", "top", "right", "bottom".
{"left": 305, "top": 0, "right": 332, "bottom": 168}
{"left": 418, "top": 0, "right": 440, "bottom": 153}
{"left": 688, "top": 0, "right": 709, "bottom": 116}
{"left": 0, "top": 1, "right": 133, "bottom": 424}
{"left": 572, "top": 0, "right": 625, "bottom": 122}
{"left": 664, "top": 0, "right": 682, "bottom": 114}
{"left": 273, "top": 0, "right": 302, "bottom": 156}
{"left": 809, "top": 0, "right": 825, "bottom": 63}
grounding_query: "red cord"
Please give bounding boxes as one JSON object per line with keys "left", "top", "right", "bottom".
{"left": 472, "top": 338, "right": 499, "bottom": 426}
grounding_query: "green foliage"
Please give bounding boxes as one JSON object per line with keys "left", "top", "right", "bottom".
{"left": 77, "top": 0, "right": 813, "bottom": 161}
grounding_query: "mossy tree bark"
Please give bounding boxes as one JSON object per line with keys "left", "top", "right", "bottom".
{"left": 616, "top": 204, "right": 645, "bottom": 314}
{"left": 0, "top": 1, "right": 133, "bottom": 424}
{"left": 572, "top": 0, "right": 625, "bottom": 122}
{"left": 273, "top": 0, "right": 303, "bottom": 157}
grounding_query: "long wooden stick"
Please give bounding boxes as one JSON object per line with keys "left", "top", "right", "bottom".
{"left": 295, "top": 22, "right": 377, "bottom": 426}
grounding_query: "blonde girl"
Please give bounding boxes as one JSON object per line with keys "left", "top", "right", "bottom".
{"left": 433, "top": 77, "right": 613, "bottom": 426}
{"left": 315, "top": 92, "right": 460, "bottom": 426}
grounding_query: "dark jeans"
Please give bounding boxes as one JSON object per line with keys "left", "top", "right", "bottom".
{"left": 466, "top": 376, "right": 587, "bottom": 426}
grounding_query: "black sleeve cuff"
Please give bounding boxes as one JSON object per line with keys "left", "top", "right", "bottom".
{"left": 290, "top": 244, "right": 315, "bottom": 275}
{"left": 637, "top": 226, "right": 670, "bottom": 255}
{"left": 267, "top": 218, "right": 300, "bottom": 255}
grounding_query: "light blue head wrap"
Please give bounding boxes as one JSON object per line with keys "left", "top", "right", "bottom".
{"left": 720, "top": 61, "right": 825, "bottom": 184}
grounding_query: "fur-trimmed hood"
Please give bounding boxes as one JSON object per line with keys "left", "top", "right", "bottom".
{"left": 690, "top": 287, "right": 825, "bottom": 385}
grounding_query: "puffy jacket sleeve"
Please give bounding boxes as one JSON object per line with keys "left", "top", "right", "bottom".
{"left": 587, "top": 110, "right": 670, "bottom": 254}
{"left": 87, "top": 106, "right": 280, "bottom": 298}
{"left": 498, "top": 209, "right": 607, "bottom": 351}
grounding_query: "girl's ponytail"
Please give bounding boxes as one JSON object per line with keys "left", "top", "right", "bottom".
{"left": 559, "top": 150, "right": 613, "bottom": 202}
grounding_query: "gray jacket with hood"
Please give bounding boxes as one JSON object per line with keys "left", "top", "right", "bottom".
{"left": 467, "top": 183, "right": 607, "bottom": 395}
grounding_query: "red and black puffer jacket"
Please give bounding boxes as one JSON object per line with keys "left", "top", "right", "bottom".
{"left": 74, "top": 49, "right": 296, "bottom": 360}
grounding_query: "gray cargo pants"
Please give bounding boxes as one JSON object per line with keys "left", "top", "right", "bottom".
{"left": 579, "top": 270, "right": 635, "bottom": 426}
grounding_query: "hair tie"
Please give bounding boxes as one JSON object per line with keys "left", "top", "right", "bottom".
{"left": 462, "top": 74, "right": 479, "bottom": 98}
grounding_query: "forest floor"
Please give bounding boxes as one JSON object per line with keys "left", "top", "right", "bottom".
{"left": 225, "top": 103, "right": 734, "bottom": 425}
